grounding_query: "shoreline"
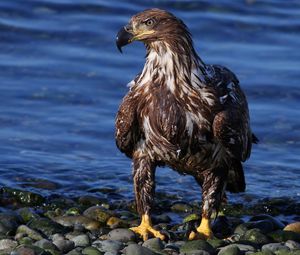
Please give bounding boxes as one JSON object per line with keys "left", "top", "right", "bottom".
{"left": 0, "top": 187, "right": 300, "bottom": 254}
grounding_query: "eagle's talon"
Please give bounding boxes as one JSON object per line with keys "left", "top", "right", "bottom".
{"left": 188, "top": 216, "right": 214, "bottom": 240}
{"left": 130, "top": 214, "right": 165, "bottom": 241}
{"left": 188, "top": 230, "right": 214, "bottom": 240}
{"left": 130, "top": 225, "right": 165, "bottom": 241}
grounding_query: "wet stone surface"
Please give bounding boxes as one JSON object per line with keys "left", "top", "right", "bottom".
{"left": 0, "top": 190, "right": 299, "bottom": 254}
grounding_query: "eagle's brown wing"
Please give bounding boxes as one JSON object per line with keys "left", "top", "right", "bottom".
{"left": 115, "top": 91, "right": 139, "bottom": 158}
{"left": 210, "top": 65, "right": 254, "bottom": 192}
{"left": 210, "top": 65, "right": 253, "bottom": 162}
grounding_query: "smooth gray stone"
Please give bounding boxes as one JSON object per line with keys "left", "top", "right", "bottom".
{"left": 262, "top": 243, "right": 290, "bottom": 253}
{"left": 218, "top": 244, "right": 241, "bottom": 255}
{"left": 0, "top": 239, "right": 18, "bottom": 250}
{"left": 125, "top": 244, "right": 157, "bottom": 255}
{"left": 107, "top": 228, "right": 135, "bottom": 242}
{"left": 53, "top": 239, "right": 75, "bottom": 253}
{"left": 92, "top": 240, "right": 123, "bottom": 253}
{"left": 142, "top": 238, "right": 164, "bottom": 252}
{"left": 71, "top": 234, "right": 90, "bottom": 247}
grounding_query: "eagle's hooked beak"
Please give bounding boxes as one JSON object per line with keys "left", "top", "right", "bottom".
{"left": 116, "top": 25, "right": 134, "bottom": 53}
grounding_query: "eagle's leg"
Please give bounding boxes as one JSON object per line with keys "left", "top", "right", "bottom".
{"left": 130, "top": 157, "right": 165, "bottom": 241}
{"left": 189, "top": 169, "right": 227, "bottom": 240}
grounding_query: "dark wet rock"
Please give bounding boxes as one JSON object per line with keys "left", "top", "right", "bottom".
{"left": 53, "top": 215, "right": 100, "bottom": 230}
{"left": 182, "top": 250, "right": 210, "bottom": 255}
{"left": 0, "top": 239, "right": 18, "bottom": 250}
{"left": 83, "top": 206, "right": 111, "bottom": 224}
{"left": 53, "top": 239, "right": 75, "bottom": 253}
{"left": 82, "top": 246, "right": 103, "bottom": 255}
{"left": 218, "top": 244, "right": 241, "bottom": 255}
{"left": 207, "top": 238, "right": 228, "bottom": 249}
{"left": 164, "top": 243, "right": 180, "bottom": 253}
{"left": 19, "top": 237, "right": 34, "bottom": 245}
{"left": 250, "top": 214, "right": 285, "bottom": 229}
{"left": 250, "top": 251, "right": 275, "bottom": 255}
{"left": 16, "top": 225, "right": 44, "bottom": 241}
{"left": 234, "top": 243, "right": 257, "bottom": 253}
{"left": 34, "top": 239, "right": 57, "bottom": 251}
{"left": 212, "top": 216, "right": 232, "bottom": 238}
{"left": 66, "top": 247, "right": 83, "bottom": 255}
{"left": 107, "top": 228, "right": 135, "bottom": 243}
{"left": 124, "top": 243, "right": 157, "bottom": 255}
{"left": 183, "top": 214, "right": 200, "bottom": 223}
{"left": 262, "top": 243, "right": 290, "bottom": 253}
{"left": 65, "top": 207, "right": 81, "bottom": 216}
{"left": 142, "top": 238, "right": 164, "bottom": 252}
{"left": 17, "top": 208, "right": 39, "bottom": 223}
{"left": 268, "top": 230, "right": 300, "bottom": 242}
{"left": 27, "top": 217, "right": 67, "bottom": 236}
{"left": 92, "top": 240, "right": 123, "bottom": 253}
{"left": 78, "top": 196, "right": 104, "bottom": 207}
{"left": 106, "top": 216, "right": 128, "bottom": 229}
{"left": 1, "top": 187, "right": 45, "bottom": 206}
{"left": 153, "top": 214, "right": 171, "bottom": 224}
{"left": 285, "top": 240, "right": 300, "bottom": 250}
{"left": 235, "top": 220, "right": 274, "bottom": 236}
{"left": 171, "top": 202, "right": 193, "bottom": 213}
{"left": 46, "top": 197, "right": 76, "bottom": 211}
{"left": 14, "top": 244, "right": 46, "bottom": 255}
{"left": 242, "top": 228, "right": 271, "bottom": 244}
{"left": 70, "top": 234, "right": 90, "bottom": 247}
{"left": 0, "top": 213, "right": 19, "bottom": 235}
{"left": 180, "top": 240, "right": 215, "bottom": 254}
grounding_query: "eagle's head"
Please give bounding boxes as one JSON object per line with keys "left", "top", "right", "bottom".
{"left": 116, "top": 8, "right": 192, "bottom": 53}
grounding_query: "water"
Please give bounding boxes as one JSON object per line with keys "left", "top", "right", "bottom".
{"left": 0, "top": 0, "right": 299, "bottom": 204}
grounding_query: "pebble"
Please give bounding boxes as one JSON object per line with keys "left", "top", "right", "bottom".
{"left": 180, "top": 240, "right": 215, "bottom": 254}
{"left": 142, "top": 238, "right": 164, "bottom": 252}
{"left": 14, "top": 246, "right": 36, "bottom": 255}
{"left": 92, "top": 240, "right": 123, "bottom": 253}
{"left": 27, "top": 217, "right": 66, "bottom": 236}
{"left": 16, "top": 225, "right": 44, "bottom": 241}
{"left": 0, "top": 213, "right": 18, "bottom": 235}
{"left": 284, "top": 222, "right": 300, "bottom": 234}
{"left": 218, "top": 244, "right": 241, "bottom": 255}
{"left": 234, "top": 243, "right": 257, "bottom": 253}
{"left": 285, "top": 240, "right": 300, "bottom": 250}
{"left": 125, "top": 243, "right": 157, "bottom": 255}
{"left": 82, "top": 246, "right": 103, "bottom": 255}
{"left": 268, "top": 230, "right": 300, "bottom": 242}
{"left": 171, "top": 201, "right": 193, "bottom": 213}
{"left": 17, "top": 207, "right": 39, "bottom": 223}
{"left": 242, "top": 228, "right": 270, "bottom": 244}
{"left": 66, "top": 247, "right": 83, "bottom": 255}
{"left": 53, "top": 239, "right": 75, "bottom": 253}
{"left": 250, "top": 214, "right": 285, "bottom": 229}
{"left": 54, "top": 215, "right": 101, "bottom": 230}
{"left": 184, "top": 250, "right": 211, "bottom": 255}
{"left": 262, "top": 243, "right": 290, "bottom": 253}
{"left": 0, "top": 239, "right": 18, "bottom": 250}
{"left": 34, "top": 238, "right": 57, "bottom": 250}
{"left": 71, "top": 234, "right": 90, "bottom": 247}
{"left": 107, "top": 228, "right": 135, "bottom": 243}
{"left": 83, "top": 206, "right": 111, "bottom": 223}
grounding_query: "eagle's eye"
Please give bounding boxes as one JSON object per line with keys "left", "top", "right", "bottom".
{"left": 144, "top": 18, "right": 155, "bottom": 26}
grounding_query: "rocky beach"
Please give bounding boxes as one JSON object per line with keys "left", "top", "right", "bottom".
{"left": 0, "top": 187, "right": 300, "bottom": 255}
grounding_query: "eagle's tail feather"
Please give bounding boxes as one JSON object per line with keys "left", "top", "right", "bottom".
{"left": 226, "top": 160, "right": 246, "bottom": 193}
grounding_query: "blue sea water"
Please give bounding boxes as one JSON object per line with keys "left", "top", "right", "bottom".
{"left": 0, "top": 0, "right": 299, "bottom": 204}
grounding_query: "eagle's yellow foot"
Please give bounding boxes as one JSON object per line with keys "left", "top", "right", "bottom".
{"left": 130, "top": 214, "right": 165, "bottom": 241}
{"left": 188, "top": 217, "right": 214, "bottom": 240}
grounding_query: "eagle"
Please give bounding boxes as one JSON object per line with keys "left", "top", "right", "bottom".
{"left": 115, "top": 8, "right": 257, "bottom": 241}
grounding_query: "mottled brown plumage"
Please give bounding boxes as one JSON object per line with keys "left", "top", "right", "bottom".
{"left": 115, "top": 8, "right": 257, "bottom": 240}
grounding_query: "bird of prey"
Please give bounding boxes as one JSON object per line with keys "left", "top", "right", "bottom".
{"left": 115, "top": 8, "right": 257, "bottom": 241}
